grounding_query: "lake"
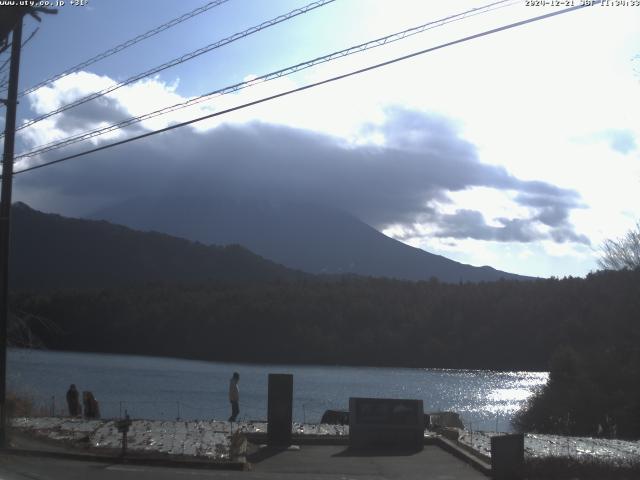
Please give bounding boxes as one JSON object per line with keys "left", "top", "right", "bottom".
{"left": 8, "top": 348, "right": 547, "bottom": 432}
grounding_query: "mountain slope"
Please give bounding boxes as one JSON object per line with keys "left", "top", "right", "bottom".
{"left": 9, "top": 202, "right": 302, "bottom": 290}
{"left": 90, "top": 196, "right": 530, "bottom": 282}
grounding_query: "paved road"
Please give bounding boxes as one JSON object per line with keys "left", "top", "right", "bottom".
{"left": 0, "top": 445, "right": 488, "bottom": 480}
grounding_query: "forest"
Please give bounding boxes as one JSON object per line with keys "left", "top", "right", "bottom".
{"left": 10, "top": 269, "right": 638, "bottom": 370}
{"left": 10, "top": 268, "right": 640, "bottom": 436}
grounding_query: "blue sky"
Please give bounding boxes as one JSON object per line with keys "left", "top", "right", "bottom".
{"left": 3, "top": 0, "right": 640, "bottom": 278}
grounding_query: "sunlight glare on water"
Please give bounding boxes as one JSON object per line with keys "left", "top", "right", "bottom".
{"left": 9, "top": 349, "right": 548, "bottom": 432}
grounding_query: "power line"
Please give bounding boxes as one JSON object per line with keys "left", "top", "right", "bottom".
{"left": 1, "top": 0, "right": 336, "bottom": 138}
{"left": 15, "top": 0, "right": 518, "bottom": 161}
{"left": 0, "top": 27, "right": 38, "bottom": 73}
{"left": 18, "top": 26, "right": 39, "bottom": 50}
{"left": 0, "top": 0, "right": 230, "bottom": 98}
{"left": 0, "top": 28, "right": 39, "bottom": 93}
{"left": 10, "top": 2, "right": 598, "bottom": 177}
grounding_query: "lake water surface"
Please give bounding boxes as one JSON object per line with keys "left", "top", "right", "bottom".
{"left": 8, "top": 348, "right": 547, "bottom": 432}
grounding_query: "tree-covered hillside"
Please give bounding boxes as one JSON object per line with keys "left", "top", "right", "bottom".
{"left": 12, "top": 269, "right": 639, "bottom": 371}
{"left": 10, "top": 202, "right": 304, "bottom": 290}
{"left": 12, "top": 269, "right": 640, "bottom": 437}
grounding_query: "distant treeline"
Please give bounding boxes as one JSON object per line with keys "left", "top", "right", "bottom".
{"left": 10, "top": 269, "right": 640, "bottom": 437}
{"left": 10, "top": 268, "right": 638, "bottom": 370}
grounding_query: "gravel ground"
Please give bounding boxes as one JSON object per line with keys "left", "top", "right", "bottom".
{"left": 458, "top": 429, "right": 640, "bottom": 464}
{"left": 11, "top": 417, "right": 349, "bottom": 460}
{"left": 12, "top": 417, "right": 640, "bottom": 465}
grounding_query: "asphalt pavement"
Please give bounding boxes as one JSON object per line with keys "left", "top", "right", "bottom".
{"left": 0, "top": 444, "right": 488, "bottom": 480}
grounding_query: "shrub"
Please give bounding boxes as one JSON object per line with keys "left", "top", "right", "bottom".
{"left": 5, "top": 391, "right": 48, "bottom": 418}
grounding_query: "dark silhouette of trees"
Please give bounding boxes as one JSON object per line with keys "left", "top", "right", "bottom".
{"left": 10, "top": 268, "right": 640, "bottom": 437}
{"left": 10, "top": 269, "right": 638, "bottom": 369}
{"left": 513, "top": 269, "right": 640, "bottom": 438}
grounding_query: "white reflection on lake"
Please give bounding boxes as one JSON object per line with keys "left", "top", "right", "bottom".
{"left": 9, "top": 349, "right": 548, "bottom": 432}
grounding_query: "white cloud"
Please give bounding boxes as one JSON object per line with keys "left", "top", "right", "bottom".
{"left": 16, "top": 78, "right": 591, "bottom": 268}
{"left": 11, "top": 2, "right": 639, "bottom": 278}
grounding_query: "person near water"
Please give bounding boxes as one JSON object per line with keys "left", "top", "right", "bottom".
{"left": 82, "top": 391, "right": 100, "bottom": 419}
{"left": 66, "top": 384, "right": 81, "bottom": 416}
{"left": 228, "top": 372, "right": 240, "bottom": 422}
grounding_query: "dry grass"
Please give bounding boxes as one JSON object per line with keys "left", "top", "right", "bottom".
{"left": 6, "top": 391, "right": 49, "bottom": 418}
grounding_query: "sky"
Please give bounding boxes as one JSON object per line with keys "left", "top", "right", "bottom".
{"left": 1, "top": 0, "right": 639, "bottom": 278}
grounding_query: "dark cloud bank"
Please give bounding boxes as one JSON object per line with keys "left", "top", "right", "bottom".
{"left": 16, "top": 105, "right": 588, "bottom": 245}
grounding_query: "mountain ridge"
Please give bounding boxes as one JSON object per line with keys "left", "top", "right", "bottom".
{"left": 89, "top": 195, "right": 532, "bottom": 283}
{"left": 9, "top": 202, "right": 304, "bottom": 290}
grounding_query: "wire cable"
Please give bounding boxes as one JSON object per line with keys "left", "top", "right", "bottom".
{"left": 0, "top": 0, "right": 230, "bottom": 98}
{"left": 0, "top": 27, "right": 39, "bottom": 95}
{"left": 2, "top": 0, "right": 336, "bottom": 138}
{"left": 9, "top": 2, "right": 598, "bottom": 177}
{"left": 0, "top": 28, "right": 38, "bottom": 75}
{"left": 15, "top": 0, "right": 517, "bottom": 160}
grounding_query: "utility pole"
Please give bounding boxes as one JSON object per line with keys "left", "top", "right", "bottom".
{"left": 0, "top": 11, "right": 24, "bottom": 448}
{"left": 0, "top": 5, "right": 56, "bottom": 448}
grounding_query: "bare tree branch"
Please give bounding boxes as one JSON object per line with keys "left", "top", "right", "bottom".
{"left": 8, "top": 310, "right": 60, "bottom": 349}
{"left": 598, "top": 220, "right": 640, "bottom": 270}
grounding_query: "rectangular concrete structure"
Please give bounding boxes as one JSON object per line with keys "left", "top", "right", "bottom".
{"left": 267, "top": 374, "right": 293, "bottom": 446}
{"left": 491, "top": 433, "right": 524, "bottom": 480}
{"left": 349, "top": 397, "right": 424, "bottom": 449}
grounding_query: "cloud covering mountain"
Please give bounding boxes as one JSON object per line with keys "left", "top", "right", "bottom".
{"left": 14, "top": 74, "right": 588, "bottom": 254}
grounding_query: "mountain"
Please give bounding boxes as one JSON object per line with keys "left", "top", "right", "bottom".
{"left": 9, "top": 202, "right": 303, "bottom": 290}
{"left": 89, "top": 196, "right": 530, "bottom": 282}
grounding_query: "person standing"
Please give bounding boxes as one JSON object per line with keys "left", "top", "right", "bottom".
{"left": 82, "top": 391, "right": 100, "bottom": 419}
{"left": 228, "top": 372, "right": 240, "bottom": 422}
{"left": 66, "top": 384, "right": 81, "bottom": 416}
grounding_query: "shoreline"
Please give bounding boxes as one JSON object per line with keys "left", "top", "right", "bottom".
{"left": 10, "top": 416, "right": 640, "bottom": 465}
{"left": 10, "top": 417, "right": 349, "bottom": 460}
{"left": 8, "top": 346, "right": 551, "bottom": 373}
